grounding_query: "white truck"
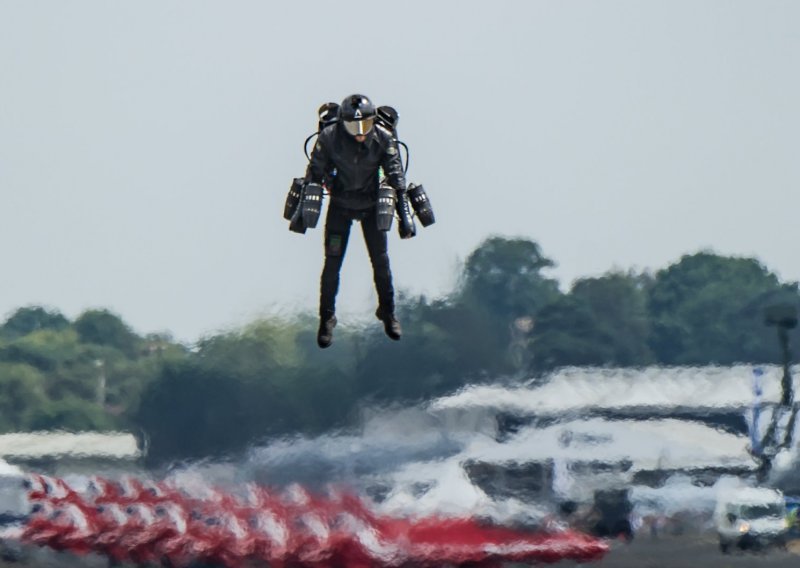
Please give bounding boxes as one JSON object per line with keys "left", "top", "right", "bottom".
{"left": 714, "top": 486, "right": 788, "bottom": 553}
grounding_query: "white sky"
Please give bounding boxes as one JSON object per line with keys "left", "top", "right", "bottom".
{"left": 1, "top": 1, "right": 798, "bottom": 342}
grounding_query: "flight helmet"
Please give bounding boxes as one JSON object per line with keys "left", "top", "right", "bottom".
{"left": 339, "top": 94, "right": 376, "bottom": 136}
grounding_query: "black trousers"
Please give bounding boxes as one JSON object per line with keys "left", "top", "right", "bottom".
{"left": 319, "top": 204, "right": 394, "bottom": 318}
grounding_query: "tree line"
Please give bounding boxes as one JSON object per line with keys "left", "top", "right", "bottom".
{"left": 1, "top": 236, "right": 798, "bottom": 464}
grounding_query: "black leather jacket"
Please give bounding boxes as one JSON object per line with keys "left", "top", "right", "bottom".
{"left": 305, "top": 122, "right": 407, "bottom": 210}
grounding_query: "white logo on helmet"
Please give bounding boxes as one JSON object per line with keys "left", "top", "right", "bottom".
{"left": 354, "top": 109, "right": 362, "bottom": 119}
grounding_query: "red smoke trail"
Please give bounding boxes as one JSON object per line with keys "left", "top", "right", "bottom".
{"left": 20, "top": 473, "right": 608, "bottom": 567}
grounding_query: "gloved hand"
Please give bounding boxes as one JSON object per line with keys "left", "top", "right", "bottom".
{"left": 396, "top": 191, "right": 417, "bottom": 239}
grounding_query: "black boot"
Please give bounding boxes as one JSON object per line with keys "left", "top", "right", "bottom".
{"left": 375, "top": 308, "right": 401, "bottom": 341}
{"left": 317, "top": 314, "right": 337, "bottom": 348}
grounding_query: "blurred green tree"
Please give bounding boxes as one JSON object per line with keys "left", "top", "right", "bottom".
{"left": 0, "top": 363, "right": 49, "bottom": 430}
{"left": 74, "top": 309, "right": 142, "bottom": 357}
{"left": 1, "top": 306, "right": 69, "bottom": 340}
{"left": 531, "top": 272, "right": 653, "bottom": 371}
{"left": 136, "top": 317, "right": 358, "bottom": 463}
{"left": 647, "top": 252, "right": 799, "bottom": 364}
{"left": 457, "top": 236, "right": 560, "bottom": 321}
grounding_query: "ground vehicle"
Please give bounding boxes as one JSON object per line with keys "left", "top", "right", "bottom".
{"left": 714, "top": 487, "right": 788, "bottom": 553}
